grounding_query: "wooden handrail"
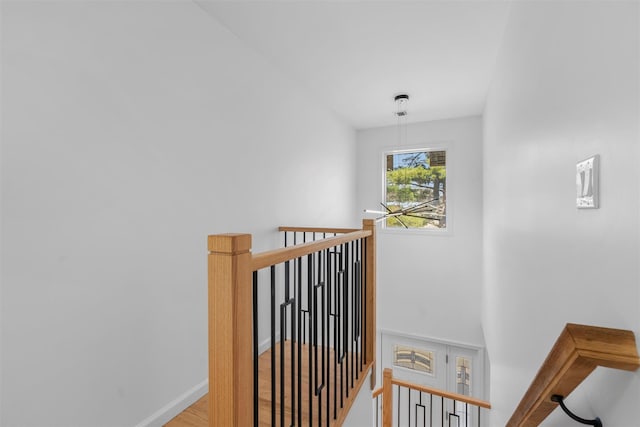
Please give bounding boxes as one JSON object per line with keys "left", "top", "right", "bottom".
{"left": 252, "top": 229, "right": 371, "bottom": 271}
{"left": 278, "top": 226, "right": 360, "bottom": 234}
{"left": 377, "top": 368, "right": 491, "bottom": 427}
{"left": 373, "top": 386, "right": 382, "bottom": 398}
{"left": 208, "top": 219, "right": 377, "bottom": 427}
{"left": 507, "top": 323, "right": 640, "bottom": 427}
{"left": 372, "top": 369, "right": 491, "bottom": 409}
{"left": 363, "top": 219, "right": 377, "bottom": 388}
{"left": 392, "top": 378, "right": 491, "bottom": 409}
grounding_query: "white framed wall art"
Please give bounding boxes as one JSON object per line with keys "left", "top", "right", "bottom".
{"left": 576, "top": 155, "right": 599, "bottom": 209}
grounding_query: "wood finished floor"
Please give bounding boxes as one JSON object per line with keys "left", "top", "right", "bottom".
{"left": 165, "top": 341, "right": 368, "bottom": 427}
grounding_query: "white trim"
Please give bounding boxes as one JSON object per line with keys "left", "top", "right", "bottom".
{"left": 133, "top": 379, "right": 208, "bottom": 427}
{"left": 258, "top": 332, "right": 282, "bottom": 354}
{"left": 380, "top": 328, "right": 484, "bottom": 351}
{"left": 133, "top": 334, "right": 280, "bottom": 427}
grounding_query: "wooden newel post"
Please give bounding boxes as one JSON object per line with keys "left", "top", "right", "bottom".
{"left": 362, "top": 218, "right": 377, "bottom": 389}
{"left": 382, "top": 368, "right": 393, "bottom": 427}
{"left": 208, "top": 234, "right": 253, "bottom": 427}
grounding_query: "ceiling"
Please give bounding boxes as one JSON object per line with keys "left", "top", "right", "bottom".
{"left": 196, "top": 1, "right": 511, "bottom": 130}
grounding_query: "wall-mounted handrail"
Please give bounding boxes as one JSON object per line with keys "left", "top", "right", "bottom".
{"left": 550, "top": 395, "right": 602, "bottom": 427}
{"left": 507, "top": 323, "right": 640, "bottom": 427}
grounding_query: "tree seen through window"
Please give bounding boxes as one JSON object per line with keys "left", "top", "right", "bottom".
{"left": 385, "top": 150, "right": 447, "bottom": 229}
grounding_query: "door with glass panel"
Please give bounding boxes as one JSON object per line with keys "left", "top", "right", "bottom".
{"left": 382, "top": 332, "right": 448, "bottom": 390}
{"left": 446, "top": 345, "right": 481, "bottom": 427}
{"left": 380, "top": 332, "right": 484, "bottom": 427}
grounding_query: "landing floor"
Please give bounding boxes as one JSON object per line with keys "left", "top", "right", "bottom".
{"left": 165, "top": 341, "right": 372, "bottom": 427}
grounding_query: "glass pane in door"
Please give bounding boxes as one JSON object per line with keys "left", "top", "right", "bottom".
{"left": 456, "top": 356, "right": 471, "bottom": 395}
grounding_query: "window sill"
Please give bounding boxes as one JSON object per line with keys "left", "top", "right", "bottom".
{"left": 380, "top": 227, "right": 453, "bottom": 237}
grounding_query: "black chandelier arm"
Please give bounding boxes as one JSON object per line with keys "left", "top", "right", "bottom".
{"left": 551, "top": 395, "right": 602, "bottom": 427}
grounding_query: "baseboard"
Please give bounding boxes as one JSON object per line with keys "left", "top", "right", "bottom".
{"left": 134, "top": 335, "right": 276, "bottom": 427}
{"left": 134, "top": 379, "right": 208, "bottom": 427}
{"left": 258, "top": 332, "right": 281, "bottom": 354}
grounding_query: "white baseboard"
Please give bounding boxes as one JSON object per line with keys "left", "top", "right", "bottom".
{"left": 134, "top": 379, "right": 208, "bottom": 427}
{"left": 258, "top": 333, "right": 281, "bottom": 354}
{"left": 135, "top": 335, "right": 277, "bottom": 427}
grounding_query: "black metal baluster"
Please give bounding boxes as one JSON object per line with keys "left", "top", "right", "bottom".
{"left": 297, "top": 257, "right": 303, "bottom": 427}
{"left": 408, "top": 387, "right": 411, "bottom": 426}
{"left": 430, "top": 394, "right": 433, "bottom": 427}
{"left": 281, "top": 263, "right": 289, "bottom": 427}
{"left": 313, "top": 250, "right": 317, "bottom": 425}
{"left": 465, "top": 403, "right": 468, "bottom": 427}
{"left": 325, "top": 248, "right": 331, "bottom": 426}
{"left": 314, "top": 251, "right": 323, "bottom": 427}
{"left": 342, "top": 245, "right": 349, "bottom": 400}
{"left": 297, "top": 252, "right": 309, "bottom": 344}
{"left": 307, "top": 254, "right": 313, "bottom": 427}
{"left": 359, "top": 238, "right": 363, "bottom": 372}
{"left": 253, "top": 271, "right": 259, "bottom": 427}
{"left": 355, "top": 238, "right": 362, "bottom": 373}
{"left": 337, "top": 247, "right": 344, "bottom": 409}
{"left": 397, "top": 384, "right": 401, "bottom": 426}
{"left": 330, "top": 250, "right": 338, "bottom": 420}
{"left": 417, "top": 391, "right": 426, "bottom": 427}
{"left": 280, "top": 302, "right": 286, "bottom": 427}
{"left": 350, "top": 241, "right": 356, "bottom": 384}
{"left": 449, "top": 413, "right": 460, "bottom": 427}
{"left": 362, "top": 238, "right": 367, "bottom": 367}
{"left": 280, "top": 260, "right": 296, "bottom": 427}
{"left": 270, "top": 266, "right": 276, "bottom": 427}
{"left": 451, "top": 400, "right": 458, "bottom": 427}
{"left": 353, "top": 243, "right": 358, "bottom": 379}
{"left": 290, "top": 294, "right": 296, "bottom": 427}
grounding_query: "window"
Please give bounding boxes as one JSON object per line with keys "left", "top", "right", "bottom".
{"left": 393, "top": 345, "right": 435, "bottom": 375}
{"left": 384, "top": 149, "right": 447, "bottom": 229}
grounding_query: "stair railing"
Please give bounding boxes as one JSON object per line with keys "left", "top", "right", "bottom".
{"left": 279, "top": 226, "right": 362, "bottom": 247}
{"left": 507, "top": 323, "right": 640, "bottom": 427}
{"left": 208, "top": 219, "right": 377, "bottom": 427}
{"left": 373, "top": 368, "right": 491, "bottom": 427}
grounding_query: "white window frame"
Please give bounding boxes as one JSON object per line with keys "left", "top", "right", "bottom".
{"left": 380, "top": 142, "right": 453, "bottom": 235}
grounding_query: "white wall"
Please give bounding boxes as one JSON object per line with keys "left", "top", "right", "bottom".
{"left": 357, "top": 117, "right": 484, "bottom": 352}
{"left": 0, "top": 2, "right": 357, "bottom": 426}
{"left": 483, "top": 2, "right": 640, "bottom": 425}
{"left": 342, "top": 371, "right": 374, "bottom": 427}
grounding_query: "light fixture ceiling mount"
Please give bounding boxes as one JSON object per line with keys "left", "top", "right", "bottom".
{"left": 394, "top": 93, "right": 409, "bottom": 117}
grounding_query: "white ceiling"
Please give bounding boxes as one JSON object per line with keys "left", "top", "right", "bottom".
{"left": 196, "top": 1, "right": 511, "bottom": 129}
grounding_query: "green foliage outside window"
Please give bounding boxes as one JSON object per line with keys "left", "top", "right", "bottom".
{"left": 385, "top": 150, "right": 447, "bottom": 229}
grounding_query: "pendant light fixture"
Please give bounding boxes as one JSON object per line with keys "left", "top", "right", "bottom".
{"left": 394, "top": 93, "right": 409, "bottom": 117}
{"left": 364, "top": 94, "right": 446, "bottom": 228}
{"left": 363, "top": 93, "right": 413, "bottom": 225}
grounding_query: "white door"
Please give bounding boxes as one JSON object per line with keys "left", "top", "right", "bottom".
{"left": 446, "top": 345, "right": 481, "bottom": 427}
{"left": 380, "top": 332, "right": 484, "bottom": 427}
